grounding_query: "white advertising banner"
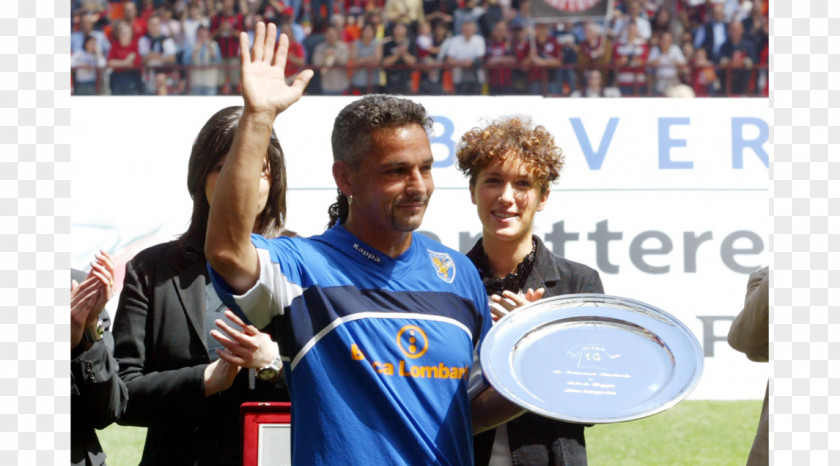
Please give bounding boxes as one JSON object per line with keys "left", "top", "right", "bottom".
{"left": 72, "top": 96, "right": 770, "bottom": 400}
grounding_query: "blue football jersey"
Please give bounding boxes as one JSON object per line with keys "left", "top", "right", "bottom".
{"left": 209, "top": 225, "right": 492, "bottom": 465}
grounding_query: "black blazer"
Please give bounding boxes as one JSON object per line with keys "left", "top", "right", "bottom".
{"left": 468, "top": 236, "right": 604, "bottom": 466}
{"left": 71, "top": 308, "right": 128, "bottom": 466}
{"left": 112, "top": 240, "right": 288, "bottom": 466}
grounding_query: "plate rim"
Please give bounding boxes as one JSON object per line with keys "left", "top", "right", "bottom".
{"left": 480, "top": 293, "right": 704, "bottom": 424}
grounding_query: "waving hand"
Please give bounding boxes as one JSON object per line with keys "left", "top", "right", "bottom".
{"left": 240, "top": 22, "right": 313, "bottom": 118}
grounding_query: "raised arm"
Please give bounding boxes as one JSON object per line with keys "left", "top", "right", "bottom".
{"left": 205, "top": 22, "right": 312, "bottom": 293}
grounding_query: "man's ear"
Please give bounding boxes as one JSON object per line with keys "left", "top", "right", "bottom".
{"left": 469, "top": 183, "right": 477, "bottom": 205}
{"left": 332, "top": 161, "right": 353, "bottom": 197}
{"left": 536, "top": 188, "right": 550, "bottom": 212}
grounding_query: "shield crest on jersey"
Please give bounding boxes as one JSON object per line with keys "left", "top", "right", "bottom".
{"left": 428, "top": 250, "right": 456, "bottom": 283}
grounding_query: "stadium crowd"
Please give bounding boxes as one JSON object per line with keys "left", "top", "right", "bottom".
{"left": 70, "top": 0, "right": 769, "bottom": 97}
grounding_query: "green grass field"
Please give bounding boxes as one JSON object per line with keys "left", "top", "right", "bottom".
{"left": 98, "top": 400, "right": 761, "bottom": 465}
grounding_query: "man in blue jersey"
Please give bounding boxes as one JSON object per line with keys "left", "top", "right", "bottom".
{"left": 205, "top": 22, "right": 522, "bottom": 464}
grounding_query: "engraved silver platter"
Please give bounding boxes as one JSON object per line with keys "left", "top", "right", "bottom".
{"left": 480, "top": 294, "right": 704, "bottom": 424}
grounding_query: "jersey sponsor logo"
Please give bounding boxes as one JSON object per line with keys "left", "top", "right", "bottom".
{"left": 350, "top": 324, "right": 470, "bottom": 380}
{"left": 428, "top": 250, "right": 456, "bottom": 283}
{"left": 353, "top": 242, "right": 382, "bottom": 263}
{"left": 396, "top": 325, "right": 428, "bottom": 359}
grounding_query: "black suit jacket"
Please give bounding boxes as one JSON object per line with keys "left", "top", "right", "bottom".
{"left": 468, "top": 236, "right": 604, "bottom": 466}
{"left": 71, "top": 307, "right": 128, "bottom": 466}
{"left": 112, "top": 240, "right": 288, "bottom": 466}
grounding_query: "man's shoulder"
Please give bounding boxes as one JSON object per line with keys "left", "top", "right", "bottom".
{"left": 412, "top": 234, "right": 480, "bottom": 279}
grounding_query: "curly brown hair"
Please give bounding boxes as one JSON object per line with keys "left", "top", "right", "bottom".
{"left": 456, "top": 116, "right": 565, "bottom": 193}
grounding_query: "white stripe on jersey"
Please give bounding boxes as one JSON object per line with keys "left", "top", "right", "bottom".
{"left": 290, "top": 312, "right": 473, "bottom": 371}
{"left": 231, "top": 247, "right": 304, "bottom": 329}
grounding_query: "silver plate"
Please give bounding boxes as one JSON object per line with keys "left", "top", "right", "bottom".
{"left": 480, "top": 294, "right": 704, "bottom": 424}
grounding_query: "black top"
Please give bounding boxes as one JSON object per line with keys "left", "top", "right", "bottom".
{"left": 467, "top": 235, "right": 604, "bottom": 466}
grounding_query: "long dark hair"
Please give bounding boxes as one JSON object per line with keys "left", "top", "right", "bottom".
{"left": 327, "top": 94, "right": 432, "bottom": 228}
{"left": 181, "top": 106, "right": 288, "bottom": 246}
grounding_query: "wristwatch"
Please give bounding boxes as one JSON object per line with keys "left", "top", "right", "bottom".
{"left": 256, "top": 354, "right": 283, "bottom": 381}
{"left": 83, "top": 320, "right": 104, "bottom": 344}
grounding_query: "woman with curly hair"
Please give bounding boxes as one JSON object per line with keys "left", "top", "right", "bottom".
{"left": 457, "top": 116, "right": 604, "bottom": 466}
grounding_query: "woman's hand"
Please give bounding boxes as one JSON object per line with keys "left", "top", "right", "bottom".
{"left": 488, "top": 288, "right": 545, "bottom": 322}
{"left": 70, "top": 250, "right": 116, "bottom": 349}
{"left": 203, "top": 356, "right": 241, "bottom": 397}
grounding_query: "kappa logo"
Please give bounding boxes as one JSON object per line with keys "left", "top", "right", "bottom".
{"left": 428, "top": 250, "right": 456, "bottom": 283}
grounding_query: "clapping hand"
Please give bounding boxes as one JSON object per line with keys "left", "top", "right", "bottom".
{"left": 488, "top": 288, "right": 545, "bottom": 322}
{"left": 70, "top": 250, "right": 116, "bottom": 349}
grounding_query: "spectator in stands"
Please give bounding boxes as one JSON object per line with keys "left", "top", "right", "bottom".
{"left": 285, "top": 0, "right": 305, "bottom": 27}
{"left": 303, "top": 15, "right": 328, "bottom": 94}
{"left": 139, "top": 14, "right": 179, "bottom": 94}
{"left": 485, "top": 20, "right": 516, "bottom": 95}
{"left": 72, "top": 10, "right": 111, "bottom": 56}
{"left": 343, "top": 14, "right": 362, "bottom": 42}
{"left": 689, "top": 47, "right": 718, "bottom": 97}
{"left": 570, "top": 69, "right": 621, "bottom": 97}
{"left": 350, "top": 22, "right": 383, "bottom": 94}
{"left": 524, "top": 22, "right": 562, "bottom": 96}
{"left": 415, "top": 21, "right": 442, "bottom": 94}
{"left": 382, "top": 22, "right": 417, "bottom": 94}
{"left": 158, "top": 4, "right": 185, "bottom": 51}
{"left": 718, "top": 20, "right": 757, "bottom": 95}
{"left": 508, "top": 18, "right": 530, "bottom": 95}
{"left": 210, "top": 0, "right": 244, "bottom": 94}
{"left": 693, "top": 2, "right": 728, "bottom": 63}
{"left": 742, "top": 0, "right": 768, "bottom": 63}
{"left": 107, "top": 20, "right": 144, "bottom": 95}
{"left": 244, "top": 11, "right": 267, "bottom": 48}
{"left": 71, "top": 252, "right": 127, "bottom": 466}
{"left": 723, "top": 0, "right": 753, "bottom": 23}
{"left": 611, "top": 0, "right": 651, "bottom": 43}
{"left": 478, "top": 0, "right": 503, "bottom": 38}
{"left": 650, "top": 6, "right": 683, "bottom": 47}
{"left": 554, "top": 21, "right": 579, "bottom": 96}
{"left": 184, "top": 24, "right": 221, "bottom": 95}
{"left": 423, "top": 0, "right": 456, "bottom": 28}
{"left": 612, "top": 20, "right": 649, "bottom": 96}
{"left": 113, "top": 105, "right": 292, "bottom": 465}
{"left": 121, "top": 0, "right": 148, "bottom": 41}
{"left": 313, "top": 25, "right": 351, "bottom": 95}
{"left": 508, "top": 0, "right": 531, "bottom": 32}
{"left": 72, "top": 35, "right": 107, "bottom": 95}
{"left": 311, "top": 0, "right": 336, "bottom": 24}
{"left": 576, "top": 21, "right": 612, "bottom": 91}
{"left": 442, "top": 19, "right": 486, "bottom": 95}
{"left": 280, "top": 20, "right": 307, "bottom": 85}
{"left": 452, "top": 0, "right": 484, "bottom": 38}
{"left": 182, "top": 1, "right": 211, "bottom": 54}
{"left": 138, "top": 0, "right": 156, "bottom": 23}
{"left": 385, "top": 0, "right": 426, "bottom": 36}
{"left": 280, "top": 7, "right": 306, "bottom": 43}
{"left": 647, "top": 30, "right": 686, "bottom": 96}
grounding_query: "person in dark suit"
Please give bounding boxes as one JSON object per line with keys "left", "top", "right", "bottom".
{"left": 728, "top": 266, "right": 769, "bottom": 466}
{"left": 457, "top": 116, "right": 604, "bottom": 465}
{"left": 111, "top": 106, "right": 293, "bottom": 466}
{"left": 71, "top": 252, "right": 127, "bottom": 466}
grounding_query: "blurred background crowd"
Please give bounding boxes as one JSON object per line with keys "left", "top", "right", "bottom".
{"left": 70, "top": 0, "right": 769, "bottom": 97}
